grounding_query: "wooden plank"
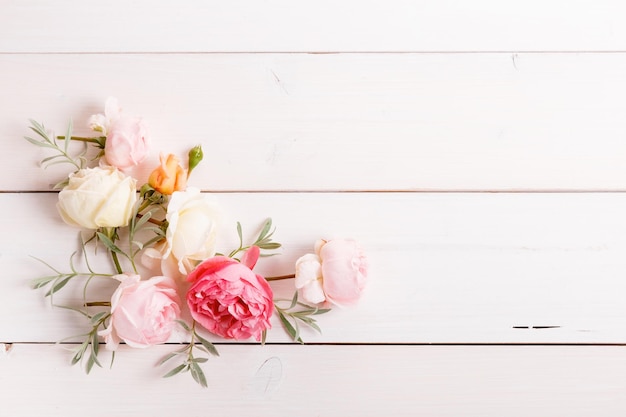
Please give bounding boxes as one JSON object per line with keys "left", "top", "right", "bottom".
{"left": 2, "top": 343, "right": 626, "bottom": 416}
{"left": 3, "top": 192, "right": 626, "bottom": 343}
{"left": 3, "top": 1, "right": 626, "bottom": 53}
{"left": 5, "top": 53, "right": 626, "bottom": 191}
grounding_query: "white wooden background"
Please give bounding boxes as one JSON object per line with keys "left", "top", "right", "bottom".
{"left": 3, "top": 1, "right": 626, "bottom": 415}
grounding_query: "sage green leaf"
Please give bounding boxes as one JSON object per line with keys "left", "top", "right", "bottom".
{"left": 31, "top": 275, "right": 60, "bottom": 289}
{"left": 190, "top": 362, "right": 208, "bottom": 388}
{"left": 24, "top": 136, "right": 56, "bottom": 149}
{"left": 176, "top": 320, "right": 191, "bottom": 332}
{"left": 157, "top": 352, "right": 179, "bottom": 367}
{"left": 278, "top": 311, "right": 302, "bottom": 343}
{"left": 90, "top": 311, "right": 108, "bottom": 324}
{"left": 163, "top": 364, "right": 187, "bottom": 378}
{"left": 64, "top": 119, "right": 73, "bottom": 153}
{"left": 195, "top": 333, "right": 219, "bottom": 357}
{"left": 96, "top": 232, "right": 124, "bottom": 255}
{"left": 236, "top": 222, "right": 243, "bottom": 245}
{"left": 258, "top": 242, "right": 282, "bottom": 250}
{"left": 45, "top": 275, "right": 73, "bottom": 297}
{"left": 86, "top": 355, "right": 95, "bottom": 374}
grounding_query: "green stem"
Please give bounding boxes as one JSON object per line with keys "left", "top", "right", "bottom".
{"left": 111, "top": 251, "right": 123, "bottom": 275}
{"left": 57, "top": 135, "right": 103, "bottom": 144}
{"left": 265, "top": 273, "right": 295, "bottom": 281}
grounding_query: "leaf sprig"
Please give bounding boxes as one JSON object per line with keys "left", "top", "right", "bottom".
{"left": 274, "top": 291, "right": 330, "bottom": 344}
{"left": 31, "top": 246, "right": 114, "bottom": 303}
{"left": 159, "top": 320, "right": 219, "bottom": 388}
{"left": 54, "top": 307, "right": 112, "bottom": 374}
{"left": 228, "top": 218, "right": 282, "bottom": 258}
{"left": 24, "top": 120, "right": 90, "bottom": 187}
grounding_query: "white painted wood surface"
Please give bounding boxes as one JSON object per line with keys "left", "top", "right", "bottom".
{"left": 3, "top": 1, "right": 626, "bottom": 415}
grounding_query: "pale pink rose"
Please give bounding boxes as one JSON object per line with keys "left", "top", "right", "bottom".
{"left": 186, "top": 247, "right": 273, "bottom": 341}
{"left": 104, "top": 115, "right": 150, "bottom": 170}
{"left": 295, "top": 239, "right": 368, "bottom": 306}
{"left": 99, "top": 274, "right": 181, "bottom": 350}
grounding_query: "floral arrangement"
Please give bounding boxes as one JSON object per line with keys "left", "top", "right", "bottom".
{"left": 24, "top": 98, "right": 369, "bottom": 387}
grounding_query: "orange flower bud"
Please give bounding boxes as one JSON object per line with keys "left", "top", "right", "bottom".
{"left": 148, "top": 153, "right": 187, "bottom": 195}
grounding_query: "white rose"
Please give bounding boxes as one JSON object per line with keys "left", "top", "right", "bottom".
{"left": 145, "top": 187, "right": 220, "bottom": 277}
{"left": 294, "top": 253, "right": 326, "bottom": 304}
{"left": 57, "top": 166, "right": 137, "bottom": 229}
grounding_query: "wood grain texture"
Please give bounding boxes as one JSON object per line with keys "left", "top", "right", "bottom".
{"left": 2, "top": 0, "right": 626, "bottom": 52}
{"left": 2, "top": 344, "right": 626, "bottom": 417}
{"left": 2, "top": 1, "right": 626, "bottom": 415}
{"left": 5, "top": 53, "right": 626, "bottom": 191}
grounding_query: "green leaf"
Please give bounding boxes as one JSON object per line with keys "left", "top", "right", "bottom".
{"left": 45, "top": 275, "right": 73, "bottom": 297}
{"left": 195, "top": 333, "right": 220, "bottom": 357}
{"left": 298, "top": 317, "right": 322, "bottom": 333}
{"left": 23, "top": 136, "right": 56, "bottom": 149}
{"left": 257, "top": 242, "right": 282, "bottom": 250}
{"left": 278, "top": 311, "right": 302, "bottom": 343}
{"left": 86, "top": 354, "right": 95, "bottom": 374}
{"left": 176, "top": 320, "right": 191, "bottom": 332}
{"left": 236, "top": 222, "right": 243, "bottom": 246}
{"left": 190, "top": 357, "right": 209, "bottom": 364}
{"left": 28, "top": 119, "right": 48, "bottom": 139}
{"left": 70, "top": 340, "right": 89, "bottom": 366}
{"left": 134, "top": 211, "right": 153, "bottom": 230}
{"left": 90, "top": 331, "right": 101, "bottom": 360}
{"left": 163, "top": 364, "right": 188, "bottom": 378}
{"left": 90, "top": 312, "right": 108, "bottom": 324}
{"left": 288, "top": 291, "right": 298, "bottom": 309}
{"left": 157, "top": 352, "right": 178, "bottom": 366}
{"left": 64, "top": 119, "right": 73, "bottom": 153}
{"left": 96, "top": 232, "right": 124, "bottom": 255}
{"left": 40, "top": 154, "right": 67, "bottom": 164}
{"left": 257, "top": 218, "right": 272, "bottom": 241}
{"left": 190, "top": 361, "right": 208, "bottom": 388}
{"left": 31, "top": 275, "right": 60, "bottom": 289}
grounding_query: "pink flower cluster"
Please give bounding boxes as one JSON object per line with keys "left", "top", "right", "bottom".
{"left": 27, "top": 97, "right": 370, "bottom": 385}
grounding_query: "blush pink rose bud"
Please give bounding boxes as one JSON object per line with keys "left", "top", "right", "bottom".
{"left": 104, "top": 115, "right": 150, "bottom": 170}
{"left": 295, "top": 239, "right": 368, "bottom": 306}
{"left": 99, "top": 274, "right": 181, "bottom": 350}
{"left": 186, "top": 246, "right": 273, "bottom": 341}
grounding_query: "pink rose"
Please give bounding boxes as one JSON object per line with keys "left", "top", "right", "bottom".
{"left": 99, "top": 274, "right": 181, "bottom": 350}
{"left": 295, "top": 239, "right": 368, "bottom": 306}
{"left": 186, "top": 247, "right": 273, "bottom": 341}
{"left": 104, "top": 115, "right": 150, "bottom": 170}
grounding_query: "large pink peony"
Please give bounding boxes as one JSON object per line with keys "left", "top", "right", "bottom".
{"left": 99, "top": 274, "right": 181, "bottom": 350}
{"left": 186, "top": 247, "right": 273, "bottom": 341}
{"left": 295, "top": 239, "right": 368, "bottom": 306}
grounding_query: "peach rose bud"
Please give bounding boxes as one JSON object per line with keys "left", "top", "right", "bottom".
{"left": 148, "top": 153, "right": 187, "bottom": 195}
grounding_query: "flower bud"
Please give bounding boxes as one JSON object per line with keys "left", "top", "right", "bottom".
{"left": 148, "top": 153, "right": 187, "bottom": 195}
{"left": 187, "top": 145, "right": 203, "bottom": 176}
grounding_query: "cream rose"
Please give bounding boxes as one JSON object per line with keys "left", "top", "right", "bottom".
{"left": 144, "top": 187, "right": 220, "bottom": 278}
{"left": 57, "top": 166, "right": 137, "bottom": 229}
